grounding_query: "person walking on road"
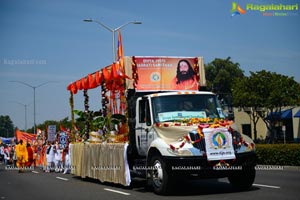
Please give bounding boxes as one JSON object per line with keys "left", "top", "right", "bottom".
{"left": 45, "top": 141, "right": 55, "bottom": 172}
{"left": 26, "top": 143, "right": 33, "bottom": 168}
{"left": 15, "top": 139, "right": 28, "bottom": 172}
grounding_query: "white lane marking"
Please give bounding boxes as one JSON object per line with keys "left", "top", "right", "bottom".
{"left": 253, "top": 183, "right": 280, "bottom": 189}
{"left": 104, "top": 188, "right": 130, "bottom": 196}
{"left": 56, "top": 177, "right": 68, "bottom": 181}
{"left": 32, "top": 171, "right": 39, "bottom": 174}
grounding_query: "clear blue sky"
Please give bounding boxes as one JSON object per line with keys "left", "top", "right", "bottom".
{"left": 0, "top": 0, "right": 299, "bottom": 131}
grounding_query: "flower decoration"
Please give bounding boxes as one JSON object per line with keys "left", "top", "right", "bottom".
{"left": 193, "top": 57, "right": 200, "bottom": 82}
{"left": 166, "top": 118, "right": 236, "bottom": 152}
{"left": 69, "top": 91, "right": 76, "bottom": 142}
{"left": 132, "top": 56, "right": 138, "bottom": 88}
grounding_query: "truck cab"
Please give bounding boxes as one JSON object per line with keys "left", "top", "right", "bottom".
{"left": 128, "top": 91, "right": 256, "bottom": 194}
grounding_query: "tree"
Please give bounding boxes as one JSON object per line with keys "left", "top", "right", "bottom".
{"left": 233, "top": 70, "right": 300, "bottom": 142}
{"left": 232, "top": 76, "right": 263, "bottom": 141}
{"left": 0, "top": 115, "right": 15, "bottom": 138}
{"left": 205, "top": 57, "right": 244, "bottom": 107}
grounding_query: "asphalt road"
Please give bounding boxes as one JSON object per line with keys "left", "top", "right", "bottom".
{"left": 0, "top": 163, "right": 299, "bottom": 200}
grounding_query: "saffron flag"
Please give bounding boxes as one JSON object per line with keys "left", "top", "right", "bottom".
{"left": 117, "top": 30, "right": 124, "bottom": 73}
{"left": 117, "top": 30, "right": 124, "bottom": 63}
{"left": 102, "top": 68, "right": 111, "bottom": 81}
{"left": 111, "top": 63, "right": 119, "bottom": 79}
{"left": 116, "top": 30, "right": 130, "bottom": 79}
{"left": 115, "top": 61, "right": 130, "bottom": 79}
{"left": 88, "top": 73, "right": 97, "bottom": 89}
{"left": 76, "top": 79, "right": 83, "bottom": 90}
{"left": 60, "top": 123, "right": 67, "bottom": 132}
{"left": 95, "top": 71, "right": 103, "bottom": 85}
{"left": 15, "top": 128, "right": 37, "bottom": 144}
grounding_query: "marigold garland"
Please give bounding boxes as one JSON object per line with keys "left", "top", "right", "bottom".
{"left": 69, "top": 91, "right": 75, "bottom": 142}
{"left": 132, "top": 56, "right": 138, "bottom": 88}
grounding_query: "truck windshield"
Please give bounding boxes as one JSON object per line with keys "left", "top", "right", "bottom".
{"left": 151, "top": 94, "right": 225, "bottom": 123}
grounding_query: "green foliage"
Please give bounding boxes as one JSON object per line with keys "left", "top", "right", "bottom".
{"left": 0, "top": 115, "right": 15, "bottom": 137}
{"left": 73, "top": 110, "right": 125, "bottom": 134}
{"left": 233, "top": 70, "right": 300, "bottom": 110}
{"left": 233, "top": 70, "right": 300, "bottom": 142}
{"left": 73, "top": 110, "right": 102, "bottom": 135}
{"left": 205, "top": 57, "right": 244, "bottom": 95}
{"left": 256, "top": 144, "right": 300, "bottom": 166}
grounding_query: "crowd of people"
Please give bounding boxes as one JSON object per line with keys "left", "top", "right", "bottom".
{"left": 0, "top": 139, "right": 71, "bottom": 174}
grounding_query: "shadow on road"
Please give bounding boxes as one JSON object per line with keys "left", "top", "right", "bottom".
{"left": 132, "top": 178, "right": 259, "bottom": 196}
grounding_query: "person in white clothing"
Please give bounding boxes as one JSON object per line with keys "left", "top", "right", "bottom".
{"left": 63, "top": 145, "right": 71, "bottom": 174}
{"left": 54, "top": 144, "right": 63, "bottom": 173}
{"left": 3, "top": 147, "right": 10, "bottom": 165}
{"left": 45, "top": 142, "right": 55, "bottom": 172}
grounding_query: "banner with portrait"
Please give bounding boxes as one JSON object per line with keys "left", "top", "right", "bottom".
{"left": 133, "top": 57, "right": 201, "bottom": 91}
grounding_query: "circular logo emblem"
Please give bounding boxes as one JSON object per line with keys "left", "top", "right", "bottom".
{"left": 207, "top": 129, "right": 231, "bottom": 149}
{"left": 151, "top": 72, "right": 160, "bottom": 82}
{"left": 212, "top": 132, "right": 226, "bottom": 148}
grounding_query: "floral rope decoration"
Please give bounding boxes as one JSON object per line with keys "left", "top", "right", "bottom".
{"left": 83, "top": 89, "right": 90, "bottom": 140}
{"left": 101, "top": 82, "right": 108, "bottom": 117}
{"left": 69, "top": 91, "right": 75, "bottom": 142}
{"left": 193, "top": 57, "right": 200, "bottom": 82}
{"left": 155, "top": 117, "right": 212, "bottom": 128}
{"left": 132, "top": 56, "right": 138, "bottom": 88}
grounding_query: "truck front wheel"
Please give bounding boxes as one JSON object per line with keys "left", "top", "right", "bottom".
{"left": 228, "top": 167, "right": 256, "bottom": 190}
{"left": 149, "top": 155, "right": 172, "bottom": 195}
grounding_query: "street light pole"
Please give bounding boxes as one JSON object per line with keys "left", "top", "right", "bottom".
{"left": 83, "top": 19, "right": 142, "bottom": 62}
{"left": 10, "top": 81, "right": 54, "bottom": 134}
{"left": 10, "top": 101, "right": 30, "bottom": 130}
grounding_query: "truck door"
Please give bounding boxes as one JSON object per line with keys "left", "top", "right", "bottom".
{"left": 135, "top": 98, "right": 152, "bottom": 156}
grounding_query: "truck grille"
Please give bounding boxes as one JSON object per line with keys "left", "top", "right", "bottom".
{"left": 189, "top": 131, "right": 206, "bottom": 151}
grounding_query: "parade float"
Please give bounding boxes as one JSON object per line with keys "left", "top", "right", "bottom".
{"left": 66, "top": 53, "right": 256, "bottom": 194}
{"left": 67, "top": 28, "right": 257, "bottom": 194}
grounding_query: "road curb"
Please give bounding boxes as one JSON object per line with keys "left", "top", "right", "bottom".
{"left": 256, "top": 164, "right": 300, "bottom": 171}
{"left": 282, "top": 165, "right": 300, "bottom": 171}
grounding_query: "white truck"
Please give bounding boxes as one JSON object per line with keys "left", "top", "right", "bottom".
{"left": 127, "top": 91, "right": 256, "bottom": 194}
